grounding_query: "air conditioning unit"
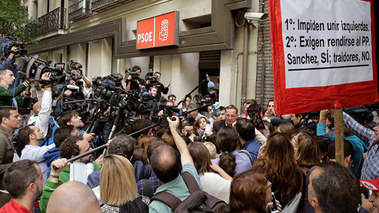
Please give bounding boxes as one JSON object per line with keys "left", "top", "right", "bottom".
{"left": 68, "top": 0, "right": 92, "bottom": 21}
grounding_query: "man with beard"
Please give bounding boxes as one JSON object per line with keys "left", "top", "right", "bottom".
{"left": 39, "top": 136, "right": 102, "bottom": 213}
{"left": 0, "top": 160, "right": 43, "bottom": 213}
{"left": 19, "top": 125, "right": 55, "bottom": 183}
{"left": 0, "top": 106, "right": 22, "bottom": 206}
{"left": 343, "top": 112, "right": 379, "bottom": 179}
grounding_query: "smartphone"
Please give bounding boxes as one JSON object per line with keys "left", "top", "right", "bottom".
{"left": 270, "top": 192, "right": 280, "bottom": 213}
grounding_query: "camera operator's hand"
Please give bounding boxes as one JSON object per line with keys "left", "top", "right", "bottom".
{"left": 166, "top": 83, "right": 171, "bottom": 88}
{"left": 127, "top": 75, "right": 132, "bottom": 81}
{"left": 8, "top": 46, "right": 18, "bottom": 58}
{"left": 50, "top": 158, "right": 70, "bottom": 183}
{"left": 167, "top": 116, "right": 180, "bottom": 130}
{"left": 40, "top": 72, "right": 52, "bottom": 90}
{"left": 41, "top": 72, "right": 51, "bottom": 81}
{"left": 83, "top": 133, "right": 95, "bottom": 142}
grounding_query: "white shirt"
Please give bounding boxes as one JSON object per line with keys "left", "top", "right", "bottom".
{"left": 28, "top": 90, "right": 53, "bottom": 137}
{"left": 21, "top": 143, "right": 55, "bottom": 183}
{"left": 200, "top": 172, "right": 231, "bottom": 203}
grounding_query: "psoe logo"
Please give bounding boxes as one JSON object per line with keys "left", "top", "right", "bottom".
{"left": 159, "top": 19, "right": 169, "bottom": 41}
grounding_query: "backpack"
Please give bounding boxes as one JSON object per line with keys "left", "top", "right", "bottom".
{"left": 151, "top": 172, "right": 230, "bottom": 213}
{"left": 39, "top": 117, "right": 59, "bottom": 146}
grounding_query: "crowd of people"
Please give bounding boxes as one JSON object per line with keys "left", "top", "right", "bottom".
{"left": 0, "top": 50, "right": 379, "bottom": 213}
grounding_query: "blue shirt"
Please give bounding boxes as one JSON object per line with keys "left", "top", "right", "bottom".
{"left": 343, "top": 112, "right": 378, "bottom": 180}
{"left": 242, "top": 138, "right": 261, "bottom": 163}
{"left": 212, "top": 150, "right": 253, "bottom": 176}
{"left": 316, "top": 123, "right": 367, "bottom": 175}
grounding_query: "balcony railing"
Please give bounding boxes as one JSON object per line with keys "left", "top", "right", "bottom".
{"left": 69, "top": 0, "right": 91, "bottom": 21}
{"left": 91, "top": 0, "right": 135, "bottom": 12}
{"left": 29, "top": 7, "right": 66, "bottom": 38}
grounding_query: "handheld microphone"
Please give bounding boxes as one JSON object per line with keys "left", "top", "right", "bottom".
{"left": 66, "top": 85, "right": 80, "bottom": 90}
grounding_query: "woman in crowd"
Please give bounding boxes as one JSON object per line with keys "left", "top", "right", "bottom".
{"left": 213, "top": 126, "right": 252, "bottom": 177}
{"left": 100, "top": 154, "right": 149, "bottom": 213}
{"left": 194, "top": 117, "right": 211, "bottom": 137}
{"left": 188, "top": 142, "right": 232, "bottom": 203}
{"left": 229, "top": 167, "right": 274, "bottom": 213}
{"left": 291, "top": 131, "right": 321, "bottom": 174}
{"left": 254, "top": 132, "right": 303, "bottom": 207}
{"left": 277, "top": 122, "right": 297, "bottom": 139}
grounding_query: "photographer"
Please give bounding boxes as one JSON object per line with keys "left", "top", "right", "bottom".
{"left": 0, "top": 46, "right": 19, "bottom": 89}
{"left": 28, "top": 72, "right": 58, "bottom": 146}
{"left": 145, "top": 71, "right": 170, "bottom": 100}
{"left": 125, "top": 65, "right": 145, "bottom": 91}
{"left": 67, "top": 62, "right": 92, "bottom": 99}
{"left": 0, "top": 68, "right": 31, "bottom": 108}
{"left": 141, "top": 85, "right": 159, "bottom": 117}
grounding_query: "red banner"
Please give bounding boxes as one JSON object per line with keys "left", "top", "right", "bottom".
{"left": 136, "top": 11, "right": 179, "bottom": 49}
{"left": 269, "top": 0, "right": 377, "bottom": 115}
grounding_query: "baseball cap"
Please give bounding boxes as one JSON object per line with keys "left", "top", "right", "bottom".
{"left": 360, "top": 178, "right": 379, "bottom": 191}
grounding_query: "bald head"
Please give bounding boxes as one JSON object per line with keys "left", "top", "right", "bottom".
{"left": 46, "top": 181, "right": 101, "bottom": 213}
{"left": 151, "top": 145, "right": 182, "bottom": 183}
{"left": 33, "top": 101, "right": 41, "bottom": 114}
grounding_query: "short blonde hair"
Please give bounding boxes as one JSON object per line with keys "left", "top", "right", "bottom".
{"left": 100, "top": 155, "right": 138, "bottom": 205}
{"left": 203, "top": 142, "right": 217, "bottom": 159}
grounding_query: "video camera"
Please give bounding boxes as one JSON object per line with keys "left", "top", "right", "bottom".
{"left": 69, "top": 60, "right": 82, "bottom": 71}
{"left": 125, "top": 68, "right": 140, "bottom": 79}
{"left": 145, "top": 70, "right": 159, "bottom": 82}
{"left": 17, "top": 56, "right": 65, "bottom": 84}
{"left": 0, "top": 37, "right": 27, "bottom": 57}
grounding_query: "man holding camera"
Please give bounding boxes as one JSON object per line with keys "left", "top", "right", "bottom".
{"left": 0, "top": 68, "right": 31, "bottom": 109}
{"left": 28, "top": 72, "right": 58, "bottom": 146}
{"left": 0, "top": 46, "right": 19, "bottom": 89}
{"left": 125, "top": 65, "right": 145, "bottom": 91}
{"left": 145, "top": 71, "right": 170, "bottom": 100}
{"left": 65, "top": 62, "right": 92, "bottom": 99}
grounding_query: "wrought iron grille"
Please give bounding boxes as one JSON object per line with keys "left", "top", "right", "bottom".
{"left": 29, "top": 7, "right": 66, "bottom": 38}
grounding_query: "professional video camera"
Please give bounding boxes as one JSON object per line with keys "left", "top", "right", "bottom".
{"left": 92, "top": 76, "right": 123, "bottom": 103}
{"left": 125, "top": 68, "right": 140, "bottom": 79}
{"left": 0, "top": 37, "right": 27, "bottom": 57}
{"left": 145, "top": 70, "right": 159, "bottom": 82}
{"left": 69, "top": 60, "right": 83, "bottom": 71}
{"left": 17, "top": 56, "right": 65, "bottom": 84}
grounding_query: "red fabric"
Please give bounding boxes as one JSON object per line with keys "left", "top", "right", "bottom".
{"left": 268, "top": 0, "right": 378, "bottom": 115}
{"left": 0, "top": 199, "right": 31, "bottom": 213}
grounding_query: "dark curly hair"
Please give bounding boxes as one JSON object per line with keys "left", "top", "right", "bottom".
{"left": 59, "top": 136, "right": 81, "bottom": 159}
{"left": 216, "top": 126, "right": 239, "bottom": 176}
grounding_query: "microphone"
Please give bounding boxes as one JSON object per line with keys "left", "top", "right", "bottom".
{"left": 66, "top": 85, "right": 80, "bottom": 90}
{"left": 206, "top": 74, "right": 215, "bottom": 90}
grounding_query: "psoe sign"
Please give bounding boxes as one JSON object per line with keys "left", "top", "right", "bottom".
{"left": 136, "top": 11, "right": 179, "bottom": 49}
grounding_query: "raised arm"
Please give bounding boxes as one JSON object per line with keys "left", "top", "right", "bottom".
{"left": 343, "top": 111, "right": 374, "bottom": 146}
{"left": 167, "top": 116, "right": 194, "bottom": 165}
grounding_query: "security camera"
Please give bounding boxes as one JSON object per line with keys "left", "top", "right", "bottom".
{"left": 244, "top": 12, "right": 267, "bottom": 21}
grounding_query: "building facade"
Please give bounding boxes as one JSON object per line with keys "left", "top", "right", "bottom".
{"left": 24, "top": 0, "right": 273, "bottom": 110}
